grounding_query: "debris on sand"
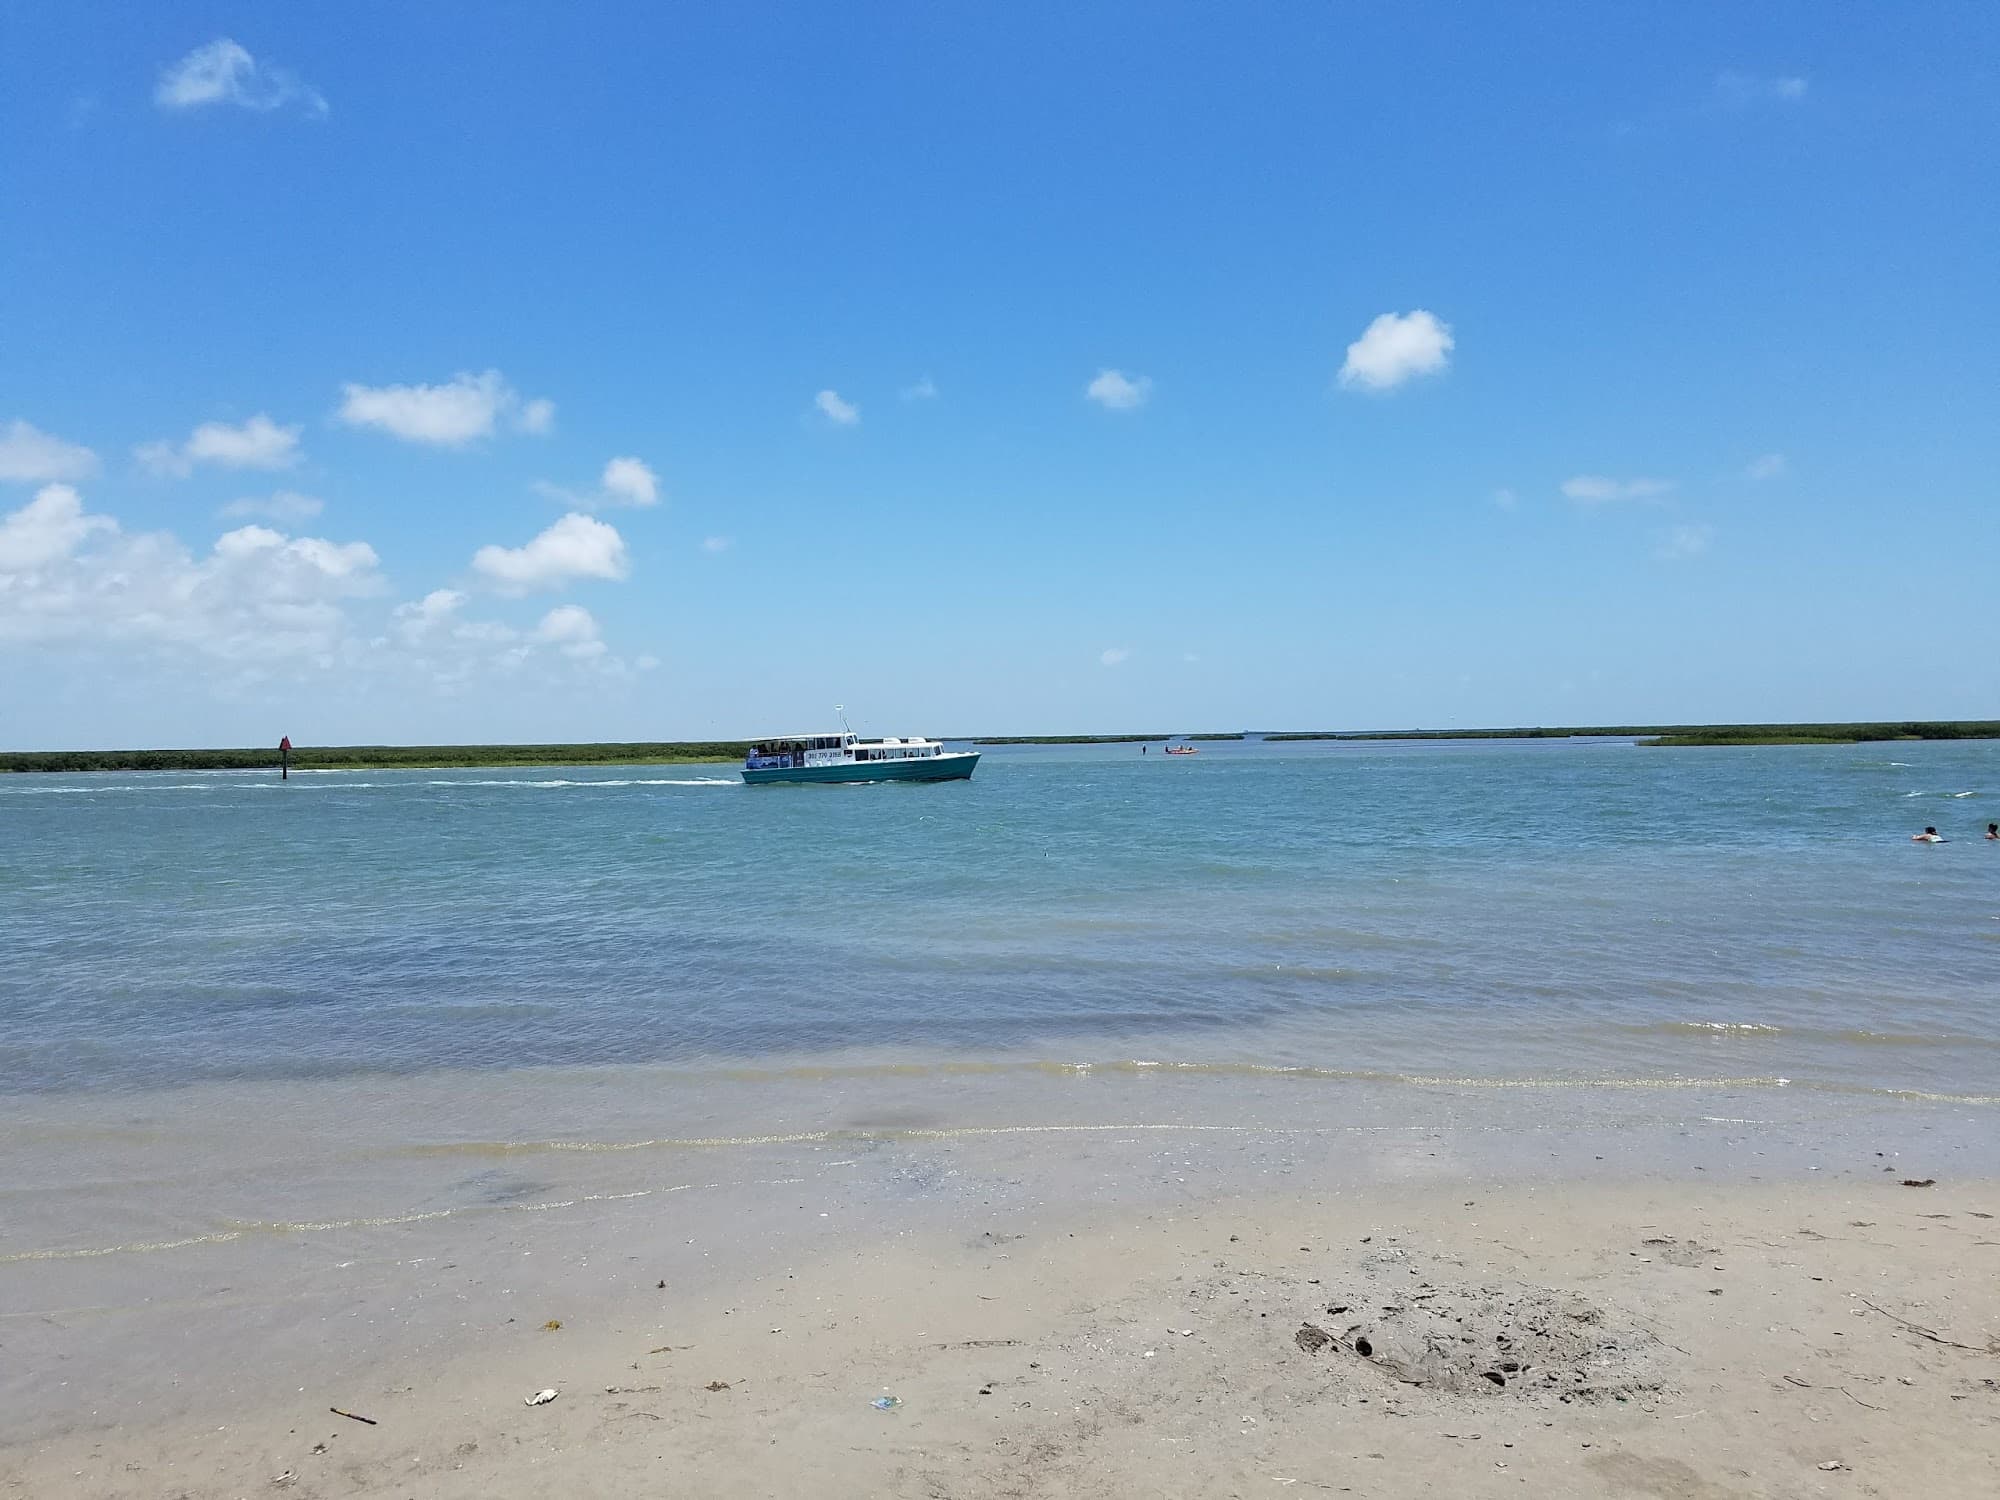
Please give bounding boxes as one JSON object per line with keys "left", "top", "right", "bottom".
{"left": 1901, "top": 1179, "right": 1937, "bottom": 1188}
{"left": 706, "top": 1380, "right": 733, "bottom": 1392}
{"left": 1296, "top": 1253, "right": 1664, "bottom": 1401}
{"left": 871, "top": 1395, "right": 902, "bottom": 1411}
{"left": 524, "top": 1389, "right": 559, "bottom": 1406}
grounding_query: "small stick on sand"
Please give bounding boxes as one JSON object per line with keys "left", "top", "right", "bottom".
{"left": 329, "top": 1407, "right": 378, "bottom": 1425}
{"left": 1857, "top": 1298, "right": 1999, "bottom": 1354}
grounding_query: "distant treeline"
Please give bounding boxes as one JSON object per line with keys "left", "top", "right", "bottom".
{"left": 1265, "top": 722, "right": 2000, "bottom": 747}
{"left": 7, "top": 723, "right": 1995, "bottom": 773}
{"left": 0, "top": 742, "right": 751, "bottom": 773}
{"left": 969, "top": 733, "right": 1246, "bottom": 745}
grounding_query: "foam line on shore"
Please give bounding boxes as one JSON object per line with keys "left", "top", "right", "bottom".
{"left": 0, "top": 1124, "right": 1403, "bottom": 1264}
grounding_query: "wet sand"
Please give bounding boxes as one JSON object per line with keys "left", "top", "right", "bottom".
{"left": 8, "top": 1174, "right": 1997, "bottom": 1499}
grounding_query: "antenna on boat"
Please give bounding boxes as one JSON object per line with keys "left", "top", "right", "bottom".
{"left": 836, "top": 703, "right": 853, "bottom": 736}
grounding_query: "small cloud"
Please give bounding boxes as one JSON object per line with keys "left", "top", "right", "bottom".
{"left": 1100, "top": 646, "right": 1131, "bottom": 667}
{"left": 155, "top": 38, "right": 327, "bottom": 118}
{"left": 392, "top": 588, "right": 468, "bottom": 643}
{"left": 535, "top": 604, "right": 606, "bottom": 659}
{"left": 0, "top": 420, "right": 99, "bottom": 483}
{"left": 1745, "top": 452, "right": 1787, "bottom": 480}
{"left": 1492, "top": 486, "right": 1519, "bottom": 511}
{"left": 1085, "top": 369, "right": 1151, "bottom": 411}
{"left": 1561, "top": 474, "right": 1674, "bottom": 503}
{"left": 634, "top": 654, "right": 661, "bottom": 672}
{"left": 815, "top": 389, "right": 860, "bottom": 426}
{"left": 137, "top": 414, "right": 301, "bottom": 477}
{"left": 471, "top": 512, "right": 629, "bottom": 594}
{"left": 900, "top": 376, "right": 938, "bottom": 402}
{"left": 0, "top": 484, "right": 117, "bottom": 570}
{"left": 1338, "top": 310, "right": 1453, "bottom": 392}
{"left": 218, "top": 490, "right": 323, "bottom": 523}
{"left": 1182, "top": 651, "right": 1200, "bottom": 664}
{"left": 600, "top": 456, "right": 659, "bottom": 508}
{"left": 535, "top": 455, "right": 660, "bottom": 510}
{"left": 1656, "top": 523, "right": 1715, "bottom": 561}
{"left": 700, "top": 535, "right": 732, "bottom": 554}
{"left": 1715, "top": 72, "right": 1809, "bottom": 108}
{"left": 338, "top": 370, "right": 552, "bottom": 447}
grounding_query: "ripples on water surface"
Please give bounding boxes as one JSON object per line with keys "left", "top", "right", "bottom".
{"left": 2, "top": 738, "right": 1997, "bottom": 1101}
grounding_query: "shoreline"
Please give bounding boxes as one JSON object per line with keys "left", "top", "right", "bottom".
{"left": 8, "top": 1170, "right": 1997, "bottom": 1498}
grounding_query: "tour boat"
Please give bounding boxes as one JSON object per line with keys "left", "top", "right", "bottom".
{"left": 741, "top": 730, "right": 980, "bottom": 785}
{"left": 1163, "top": 742, "right": 1199, "bottom": 756}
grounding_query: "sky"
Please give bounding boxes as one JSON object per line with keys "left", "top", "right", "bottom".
{"left": 2, "top": 3, "right": 1996, "bottom": 748}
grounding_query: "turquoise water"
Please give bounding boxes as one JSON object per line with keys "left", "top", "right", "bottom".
{"left": 4, "top": 737, "right": 1997, "bottom": 1101}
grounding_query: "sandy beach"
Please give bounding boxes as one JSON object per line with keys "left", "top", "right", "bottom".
{"left": 8, "top": 1167, "right": 1997, "bottom": 1499}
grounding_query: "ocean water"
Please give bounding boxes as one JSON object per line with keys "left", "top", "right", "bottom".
{"left": 5, "top": 736, "right": 1999, "bottom": 1441}
{"left": 3, "top": 737, "right": 1997, "bottom": 1103}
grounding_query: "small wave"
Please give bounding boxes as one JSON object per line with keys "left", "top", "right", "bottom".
{"left": 0, "top": 783, "right": 221, "bottom": 795}
{"left": 424, "top": 776, "right": 737, "bottom": 788}
{"left": 1950, "top": 790, "right": 1976, "bottom": 798}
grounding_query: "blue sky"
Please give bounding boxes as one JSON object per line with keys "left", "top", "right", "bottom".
{"left": 2, "top": 4, "right": 1995, "bottom": 747}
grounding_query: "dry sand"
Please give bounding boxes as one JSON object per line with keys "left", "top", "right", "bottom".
{"left": 8, "top": 1176, "right": 1997, "bottom": 1499}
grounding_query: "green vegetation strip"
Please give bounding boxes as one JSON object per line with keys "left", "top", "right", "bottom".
{"left": 5, "top": 722, "right": 1995, "bottom": 772}
{"left": 1265, "top": 721, "right": 2000, "bottom": 747}
{"left": 0, "top": 742, "right": 751, "bottom": 774}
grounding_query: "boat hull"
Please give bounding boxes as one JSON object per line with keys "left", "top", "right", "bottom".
{"left": 741, "top": 751, "right": 980, "bottom": 786}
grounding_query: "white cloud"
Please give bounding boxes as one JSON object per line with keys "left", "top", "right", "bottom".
{"left": 1338, "top": 310, "right": 1454, "bottom": 392}
{"left": 155, "top": 38, "right": 327, "bottom": 118}
{"left": 0, "top": 420, "right": 100, "bottom": 483}
{"left": 0, "top": 485, "right": 115, "bottom": 571}
{"left": 0, "top": 486, "right": 381, "bottom": 665}
{"left": 138, "top": 414, "right": 302, "bottom": 477}
{"left": 1657, "top": 523, "right": 1715, "bottom": 561}
{"left": 1492, "top": 486, "right": 1519, "bottom": 511}
{"left": 338, "top": 370, "right": 552, "bottom": 447}
{"left": 1715, "top": 73, "right": 1809, "bottom": 107}
{"left": 534, "top": 456, "right": 661, "bottom": 511}
{"left": 900, "top": 377, "right": 938, "bottom": 401}
{"left": 535, "top": 604, "right": 607, "bottom": 659}
{"left": 471, "top": 512, "right": 628, "bottom": 593}
{"left": 219, "top": 490, "right": 324, "bottom": 523}
{"left": 1085, "top": 369, "right": 1151, "bottom": 411}
{"left": 701, "top": 535, "right": 732, "bottom": 553}
{"left": 1746, "top": 452, "right": 1787, "bottom": 480}
{"left": 1100, "top": 646, "right": 1131, "bottom": 667}
{"left": 815, "top": 389, "right": 860, "bottom": 426}
{"left": 1561, "top": 474, "right": 1674, "bottom": 503}
{"left": 392, "top": 588, "right": 468, "bottom": 644}
{"left": 599, "top": 456, "right": 659, "bottom": 507}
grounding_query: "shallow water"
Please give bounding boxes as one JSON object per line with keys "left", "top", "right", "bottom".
{"left": 3, "top": 737, "right": 1997, "bottom": 1100}
{"left": 4, "top": 738, "right": 1998, "bottom": 1441}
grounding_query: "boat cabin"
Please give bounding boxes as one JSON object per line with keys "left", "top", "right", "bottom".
{"left": 743, "top": 733, "right": 947, "bottom": 770}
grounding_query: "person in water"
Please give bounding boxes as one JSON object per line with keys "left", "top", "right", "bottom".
{"left": 1912, "top": 826, "right": 1946, "bottom": 843}
{"left": 1987, "top": 822, "right": 1999, "bottom": 840}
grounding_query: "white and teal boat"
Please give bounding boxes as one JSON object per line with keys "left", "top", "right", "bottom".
{"left": 741, "top": 729, "right": 979, "bottom": 785}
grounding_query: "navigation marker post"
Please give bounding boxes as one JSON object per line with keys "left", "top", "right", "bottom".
{"left": 280, "top": 734, "right": 292, "bottom": 780}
